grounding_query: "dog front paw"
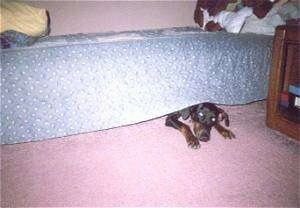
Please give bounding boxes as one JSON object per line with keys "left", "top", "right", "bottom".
{"left": 220, "top": 129, "right": 235, "bottom": 139}
{"left": 186, "top": 135, "right": 201, "bottom": 149}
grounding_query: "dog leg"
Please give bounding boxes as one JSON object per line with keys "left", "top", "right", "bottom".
{"left": 165, "top": 114, "right": 200, "bottom": 149}
{"left": 214, "top": 123, "right": 235, "bottom": 139}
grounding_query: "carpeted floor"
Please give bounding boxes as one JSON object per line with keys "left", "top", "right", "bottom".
{"left": 1, "top": 101, "right": 299, "bottom": 207}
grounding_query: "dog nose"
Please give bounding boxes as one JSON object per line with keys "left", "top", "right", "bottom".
{"left": 198, "top": 127, "right": 211, "bottom": 142}
{"left": 198, "top": 131, "right": 210, "bottom": 142}
{"left": 198, "top": 136, "right": 210, "bottom": 142}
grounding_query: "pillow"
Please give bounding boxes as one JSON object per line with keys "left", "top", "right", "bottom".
{"left": 213, "top": 7, "right": 253, "bottom": 33}
{"left": 0, "top": 0, "right": 49, "bottom": 37}
{"left": 277, "top": 1, "right": 300, "bottom": 21}
{"left": 1, "top": 30, "right": 38, "bottom": 49}
{"left": 240, "top": 4, "right": 286, "bottom": 35}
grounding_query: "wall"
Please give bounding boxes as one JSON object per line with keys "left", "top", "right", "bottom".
{"left": 27, "top": 1, "right": 198, "bottom": 35}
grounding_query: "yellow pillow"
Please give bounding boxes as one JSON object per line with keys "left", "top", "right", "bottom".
{"left": 0, "top": 0, "right": 48, "bottom": 37}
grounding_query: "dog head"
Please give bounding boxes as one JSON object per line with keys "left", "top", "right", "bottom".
{"left": 180, "top": 102, "right": 230, "bottom": 127}
{"left": 195, "top": 103, "right": 229, "bottom": 127}
{"left": 196, "top": 103, "right": 218, "bottom": 127}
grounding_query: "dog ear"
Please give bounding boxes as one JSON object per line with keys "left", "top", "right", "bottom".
{"left": 218, "top": 112, "right": 230, "bottom": 127}
{"left": 181, "top": 104, "right": 200, "bottom": 120}
{"left": 180, "top": 107, "right": 191, "bottom": 120}
{"left": 216, "top": 106, "right": 230, "bottom": 127}
{"left": 196, "top": 103, "right": 204, "bottom": 112}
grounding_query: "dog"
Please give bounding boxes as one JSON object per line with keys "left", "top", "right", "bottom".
{"left": 165, "top": 102, "right": 235, "bottom": 149}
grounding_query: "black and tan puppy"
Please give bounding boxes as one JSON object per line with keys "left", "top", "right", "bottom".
{"left": 165, "top": 102, "right": 235, "bottom": 149}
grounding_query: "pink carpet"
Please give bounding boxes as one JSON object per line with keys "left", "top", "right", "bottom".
{"left": 1, "top": 101, "right": 299, "bottom": 207}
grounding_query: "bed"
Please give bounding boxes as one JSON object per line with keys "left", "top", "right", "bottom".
{"left": 1, "top": 27, "right": 273, "bottom": 144}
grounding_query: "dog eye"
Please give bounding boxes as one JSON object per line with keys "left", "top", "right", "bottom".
{"left": 211, "top": 117, "right": 216, "bottom": 122}
{"left": 199, "top": 112, "right": 204, "bottom": 117}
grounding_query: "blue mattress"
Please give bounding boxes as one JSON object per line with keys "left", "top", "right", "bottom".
{"left": 1, "top": 27, "right": 273, "bottom": 144}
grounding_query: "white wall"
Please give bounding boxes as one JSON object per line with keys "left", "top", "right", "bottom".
{"left": 28, "top": 1, "right": 198, "bottom": 35}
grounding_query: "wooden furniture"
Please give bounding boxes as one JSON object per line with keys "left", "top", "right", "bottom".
{"left": 266, "top": 19, "right": 300, "bottom": 140}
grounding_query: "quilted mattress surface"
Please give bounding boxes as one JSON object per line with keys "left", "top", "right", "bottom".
{"left": 1, "top": 27, "right": 273, "bottom": 144}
